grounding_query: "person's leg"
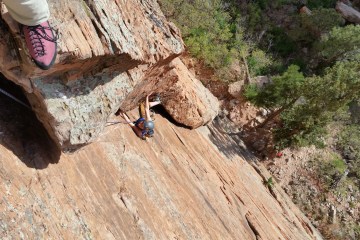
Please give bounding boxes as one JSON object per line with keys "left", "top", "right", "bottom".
{"left": 149, "top": 101, "right": 161, "bottom": 107}
{"left": 119, "top": 112, "right": 135, "bottom": 127}
{"left": 3, "top": 0, "right": 57, "bottom": 70}
{"left": 3, "top": 0, "right": 50, "bottom": 26}
{"left": 139, "top": 102, "right": 146, "bottom": 119}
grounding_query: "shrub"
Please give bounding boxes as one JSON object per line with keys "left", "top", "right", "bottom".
{"left": 247, "top": 49, "right": 273, "bottom": 76}
{"left": 269, "top": 27, "right": 296, "bottom": 56}
{"left": 319, "top": 154, "right": 347, "bottom": 187}
{"left": 289, "top": 8, "right": 343, "bottom": 46}
{"left": 264, "top": 177, "right": 274, "bottom": 189}
{"left": 247, "top": 3, "right": 263, "bottom": 33}
{"left": 307, "top": 0, "right": 337, "bottom": 9}
{"left": 329, "top": 157, "right": 347, "bottom": 174}
{"left": 317, "top": 25, "right": 360, "bottom": 63}
{"left": 354, "top": 225, "right": 360, "bottom": 239}
{"left": 337, "top": 124, "right": 360, "bottom": 178}
{"left": 244, "top": 83, "right": 259, "bottom": 101}
{"left": 159, "top": 0, "right": 246, "bottom": 69}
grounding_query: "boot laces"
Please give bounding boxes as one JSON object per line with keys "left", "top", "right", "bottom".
{"left": 27, "top": 24, "right": 58, "bottom": 57}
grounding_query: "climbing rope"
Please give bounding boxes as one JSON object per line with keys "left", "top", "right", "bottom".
{"left": 105, "top": 121, "right": 128, "bottom": 127}
{"left": 0, "top": 86, "right": 142, "bottom": 131}
{"left": 0, "top": 87, "right": 31, "bottom": 109}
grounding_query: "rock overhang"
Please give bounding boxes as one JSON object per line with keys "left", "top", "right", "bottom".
{"left": 0, "top": 0, "right": 219, "bottom": 150}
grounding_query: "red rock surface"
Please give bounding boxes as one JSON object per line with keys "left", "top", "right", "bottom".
{"left": 0, "top": 1, "right": 322, "bottom": 238}
{"left": 0, "top": 0, "right": 218, "bottom": 149}
{"left": 0, "top": 100, "right": 322, "bottom": 239}
{"left": 161, "top": 58, "right": 219, "bottom": 128}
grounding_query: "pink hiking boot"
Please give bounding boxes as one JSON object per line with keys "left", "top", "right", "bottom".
{"left": 23, "top": 21, "right": 57, "bottom": 70}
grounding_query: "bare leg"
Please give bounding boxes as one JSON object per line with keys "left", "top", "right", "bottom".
{"left": 149, "top": 101, "right": 161, "bottom": 107}
{"left": 120, "top": 112, "right": 135, "bottom": 127}
{"left": 145, "top": 94, "right": 152, "bottom": 121}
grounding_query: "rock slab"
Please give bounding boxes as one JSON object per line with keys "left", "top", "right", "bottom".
{"left": 0, "top": 108, "right": 322, "bottom": 239}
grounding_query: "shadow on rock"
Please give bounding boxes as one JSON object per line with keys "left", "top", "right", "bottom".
{"left": 207, "top": 116, "right": 257, "bottom": 162}
{"left": 152, "top": 104, "right": 192, "bottom": 129}
{"left": 0, "top": 77, "right": 60, "bottom": 169}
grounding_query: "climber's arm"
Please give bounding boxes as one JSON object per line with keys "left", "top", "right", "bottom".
{"left": 120, "top": 112, "right": 135, "bottom": 127}
{"left": 145, "top": 93, "right": 152, "bottom": 121}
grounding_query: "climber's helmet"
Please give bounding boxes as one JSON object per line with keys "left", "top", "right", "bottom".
{"left": 144, "top": 120, "right": 154, "bottom": 130}
{"left": 142, "top": 121, "right": 154, "bottom": 138}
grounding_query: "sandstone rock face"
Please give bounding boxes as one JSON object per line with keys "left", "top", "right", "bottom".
{"left": 2, "top": 0, "right": 184, "bottom": 79}
{"left": 0, "top": 1, "right": 322, "bottom": 239}
{"left": 0, "top": 101, "right": 322, "bottom": 239}
{"left": 0, "top": 0, "right": 217, "bottom": 149}
{"left": 161, "top": 58, "right": 219, "bottom": 128}
{"left": 251, "top": 75, "right": 271, "bottom": 88}
{"left": 228, "top": 81, "right": 245, "bottom": 98}
{"left": 336, "top": 1, "right": 360, "bottom": 24}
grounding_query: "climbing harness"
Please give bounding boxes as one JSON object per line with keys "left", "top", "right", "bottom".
{"left": 0, "top": 87, "right": 31, "bottom": 109}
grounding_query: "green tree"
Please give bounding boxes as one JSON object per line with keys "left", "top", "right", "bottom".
{"left": 246, "top": 65, "right": 305, "bottom": 128}
{"left": 277, "top": 61, "right": 360, "bottom": 145}
{"left": 248, "top": 65, "right": 305, "bottom": 107}
{"left": 246, "top": 61, "right": 360, "bottom": 146}
{"left": 307, "top": 0, "right": 337, "bottom": 8}
{"left": 159, "top": 0, "right": 243, "bottom": 69}
{"left": 247, "top": 3, "right": 263, "bottom": 33}
{"left": 247, "top": 49, "right": 273, "bottom": 76}
{"left": 337, "top": 124, "right": 360, "bottom": 178}
{"left": 269, "top": 27, "right": 296, "bottom": 56}
{"left": 317, "top": 25, "right": 360, "bottom": 64}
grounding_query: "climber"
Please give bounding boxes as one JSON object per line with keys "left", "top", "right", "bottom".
{"left": 3, "top": 0, "right": 57, "bottom": 70}
{"left": 116, "top": 93, "right": 161, "bottom": 140}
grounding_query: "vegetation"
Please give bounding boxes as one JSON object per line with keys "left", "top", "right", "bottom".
{"left": 319, "top": 154, "right": 347, "bottom": 187}
{"left": 317, "top": 25, "right": 360, "bottom": 64}
{"left": 337, "top": 124, "right": 360, "bottom": 179}
{"left": 307, "top": 0, "right": 337, "bottom": 9}
{"left": 247, "top": 49, "right": 273, "bottom": 76}
{"left": 264, "top": 177, "right": 274, "bottom": 189}
{"left": 275, "top": 61, "right": 360, "bottom": 146}
{"left": 158, "top": 0, "right": 276, "bottom": 79}
{"left": 289, "top": 8, "right": 343, "bottom": 46}
{"left": 246, "top": 31, "right": 360, "bottom": 146}
{"left": 158, "top": 1, "right": 360, "bottom": 238}
{"left": 159, "top": 0, "right": 242, "bottom": 69}
{"left": 159, "top": 0, "right": 360, "bottom": 147}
